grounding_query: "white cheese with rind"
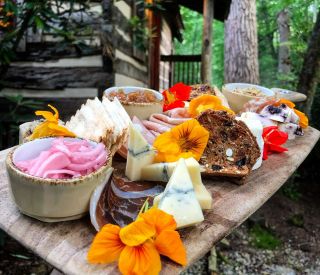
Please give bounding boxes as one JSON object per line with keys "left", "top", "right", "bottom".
{"left": 125, "top": 124, "right": 155, "bottom": 181}
{"left": 157, "top": 158, "right": 204, "bottom": 228}
{"left": 236, "top": 112, "right": 264, "bottom": 170}
{"left": 142, "top": 158, "right": 212, "bottom": 209}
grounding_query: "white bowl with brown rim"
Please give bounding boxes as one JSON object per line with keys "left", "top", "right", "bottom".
{"left": 6, "top": 137, "right": 112, "bottom": 222}
{"left": 222, "top": 83, "right": 275, "bottom": 113}
{"left": 104, "top": 86, "right": 163, "bottom": 120}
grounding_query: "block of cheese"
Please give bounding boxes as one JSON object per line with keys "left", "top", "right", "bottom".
{"left": 236, "top": 112, "right": 264, "bottom": 170}
{"left": 157, "top": 158, "right": 204, "bottom": 228}
{"left": 142, "top": 158, "right": 212, "bottom": 209}
{"left": 125, "top": 124, "right": 155, "bottom": 181}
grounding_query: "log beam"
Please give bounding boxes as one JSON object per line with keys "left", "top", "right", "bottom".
{"left": 201, "top": 0, "right": 214, "bottom": 84}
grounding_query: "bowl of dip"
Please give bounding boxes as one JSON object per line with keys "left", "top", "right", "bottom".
{"left": 104, "top": 86, "right": 163, "bottom": 119}
{"left": 6, "top": 137, "right": 112, "bottom": 222}
{"left": 222, "top": 83, "right": 275, "bottom": 113}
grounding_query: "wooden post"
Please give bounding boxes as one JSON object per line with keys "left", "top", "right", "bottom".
{"left": 147, "top": 2, "right": 161, "bottom": 90}
{"left": 201, "top": 0, "right": 214, "bottom": 84}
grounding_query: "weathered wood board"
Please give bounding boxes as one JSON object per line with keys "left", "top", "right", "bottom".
{"left": 0, "top": 127, "right": 319, "bottom": 275}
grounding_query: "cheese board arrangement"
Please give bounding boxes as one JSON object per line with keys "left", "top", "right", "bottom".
{"left": 3, "top": 82, "right": 313, "bottom": 275}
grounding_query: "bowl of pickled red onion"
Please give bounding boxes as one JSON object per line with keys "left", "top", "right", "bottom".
{"left": 6, "top": 137, "right": 112, "bottom": 222}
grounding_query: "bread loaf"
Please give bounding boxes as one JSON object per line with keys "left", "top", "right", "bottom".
{"left": 197, "top": 110, "right": 260, "bottom": 184}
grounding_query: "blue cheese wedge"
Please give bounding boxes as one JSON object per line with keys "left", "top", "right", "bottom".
{"left": 125, "top": 124, "right": 155, "bottom": 181}
{"left": 143, "top": 158, "right": 212, "bottom": 209}
{"left": 157, "top": 158, "right": 204, "bottom": 228}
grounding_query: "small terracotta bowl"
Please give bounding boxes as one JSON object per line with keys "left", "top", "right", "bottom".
{"left": 6, "top": 137, "right": 112, "bottom": 222}
{"left": 104, "top": 86, "right": 163, "bottom": 120}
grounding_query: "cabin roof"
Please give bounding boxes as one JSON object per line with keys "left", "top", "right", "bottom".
{"left": 160, "top": 0, "right": 231, "bottom": 42}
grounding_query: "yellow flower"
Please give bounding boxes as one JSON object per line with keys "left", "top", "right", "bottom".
{"left": 87, "top": 208, "right": 187, "bottom": 275}
{"left": 153, "top": 119, "right": 209, "bottom": 162}
{"left": 274, "top": 99, "right": 308, "bottom": 128}
{"left": 29, "top": 104, "right": 75, "bottom": 140}
{"left": 189, "top": 95, "right": 235, "bottom": 117}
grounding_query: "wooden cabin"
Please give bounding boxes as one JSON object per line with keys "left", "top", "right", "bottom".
{"left": 0, "top": 0, "right": 230, "bottom": 148}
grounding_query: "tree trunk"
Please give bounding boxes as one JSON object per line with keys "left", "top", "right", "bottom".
{"left": 277, "top": 9, "right": 291, "bottom": 75}
{"left": 201, "top": 0, "right": 214, "bottom": 84}
{"left": 297, "top": 9, "right": 320, "bottom": 118}
{"left": 224, "top": 0, "right": 259, "bottom": 84}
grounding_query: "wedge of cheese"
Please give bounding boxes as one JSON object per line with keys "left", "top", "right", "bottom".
{"left": 236, "top": 112, "right": 264, "bottom": 170}
{"left": 125, "top": 124, "right": 155, "bottom": 181}
{"left": 142, "top": 158, "right": 212, "bottom": 209}
{"left": 157, "top": 158, "right": 204, "bottom": 228}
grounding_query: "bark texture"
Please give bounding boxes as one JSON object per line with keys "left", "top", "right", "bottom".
{"left": 224, "top": 0, "right": 259, "bottom": 84}
{"left": 277, "top": 9, "right": 291, "bottom": 74}
{"left": 297, "top": 9, "right": 320, "bottom": 117}
{"left": 201, "top": 0, "right": 214, "bottom": 84}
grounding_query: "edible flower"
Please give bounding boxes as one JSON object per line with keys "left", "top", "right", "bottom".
{"left": 262, "top": 126, "right": 288, "bottom": 160}
{"left": 30, "top": 104, "right": 75, "bottom": 140}
{"left": 273, "top": 99, "right": 308, "bottom": 128}
{"left": 188, "top": 95, "right": 235, "bottom": 117}
{"left": 87, "top": 208, "right": 186, "bottom": 275}
{"left": 162, "top": 82, "right": 191, "bottom": 112}
{"left": 153, "top": 119, "right": 209, "bottom": 162}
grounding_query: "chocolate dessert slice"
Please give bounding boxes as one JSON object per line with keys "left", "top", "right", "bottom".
{"left": 91, "top": 170, "right": 164, "bottom": 230}
{"left": 197, "top": 110, "right": 260, "bottom": 184}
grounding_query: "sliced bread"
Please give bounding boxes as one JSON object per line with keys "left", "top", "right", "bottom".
{"left": 197, "top": 110, "right": 260, "bottom": 183}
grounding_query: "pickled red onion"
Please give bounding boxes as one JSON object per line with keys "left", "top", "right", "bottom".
{"left": 15, "top": 138, "right": 108, "bottom": 179}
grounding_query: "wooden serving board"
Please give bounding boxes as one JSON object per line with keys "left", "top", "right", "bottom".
{"left": 0, "top": 127, "right": 319, "bottom": 275}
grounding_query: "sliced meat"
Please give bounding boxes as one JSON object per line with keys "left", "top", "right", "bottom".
{"left": 132, "top": 116, "right": 156, "bottom": 144}
{"left": 142, "top": 120, "right": 171, "bottom": 134}
{"left": 150, "top": 113, "right": 190, "bottom": 126}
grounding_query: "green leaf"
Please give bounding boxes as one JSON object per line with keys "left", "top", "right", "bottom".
{"left": 34, "top": 16, "right": 45, "bottom": 29}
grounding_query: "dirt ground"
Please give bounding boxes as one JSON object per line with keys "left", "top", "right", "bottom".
{"left": 0, "top": 179, "right": 319, "bottom": 275}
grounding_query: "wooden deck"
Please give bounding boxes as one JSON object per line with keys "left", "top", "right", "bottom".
{"left": 0, "top": 127, "right": 319, "bottom": 275}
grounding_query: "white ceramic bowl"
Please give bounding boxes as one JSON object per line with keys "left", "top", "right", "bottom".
{"left": 6, "top": 137, "right": 112, "bottom": 222}
{"left": 104, "top": 86, "right": 163, "bottom": 120}
{"left": 222, "top": 83, "right": 275, "bottom": 113}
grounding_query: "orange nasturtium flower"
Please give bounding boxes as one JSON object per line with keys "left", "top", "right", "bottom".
{"left": 188, "top": 94, "right": 235, "bottom": 117}
{"left": 87, "top": 208, "right": 187, "bottom": 275}
{"left": 273, "top": 99, "right": 308, "bottom": 128}
{"left": 153, "top": 119, "right": 209, "bottom": 163}
{"left": 29, "top": 104, "right": 75, "bottom": 140}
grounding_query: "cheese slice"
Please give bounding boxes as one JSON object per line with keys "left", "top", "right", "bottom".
{"left": 142, "top": 158, "right": 212, "bottom": 209}
{"left": 125, "top": 124, "right": 155, "bottom": 181}
{"left": 157, "top": 158, "right": 204, "bottom": 228}
{"left": 236, "top": 112, "right": 264, "bottom": 170}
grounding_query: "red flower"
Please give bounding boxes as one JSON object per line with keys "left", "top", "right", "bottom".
{"left": 162, "top": 83, "right": 191, "bottom": 112}
{"left": 262, "top": 126, "right": 288, "bottom": 160}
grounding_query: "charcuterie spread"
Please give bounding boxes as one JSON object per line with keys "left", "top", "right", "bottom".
{"left": 5, "top": 82, "right": 310, "bottom": 275}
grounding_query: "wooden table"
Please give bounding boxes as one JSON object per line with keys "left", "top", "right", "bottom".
{"left": 0, "top": 127, "right": 319, "bottom": 275}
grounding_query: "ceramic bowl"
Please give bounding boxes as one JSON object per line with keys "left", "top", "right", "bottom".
{"left": 104, "top": 86, "right": 163, "bottom": 120}
{"left": 222, "top": 83, "right": 275, "bottom": 113}
{"left": 6, "top": 137, "right": 112, "bottom": 222}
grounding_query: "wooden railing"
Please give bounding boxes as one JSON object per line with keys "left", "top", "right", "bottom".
{"left": 160, "top": 54, "right": 201, "bottom": 88}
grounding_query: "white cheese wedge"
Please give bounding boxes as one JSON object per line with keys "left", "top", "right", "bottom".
{"left": 157, "top": 158, "right": 204, "bottom": 228}
{"left": 236, "top": 112, "right": 264, "bottom": 170}
{"left": 125, "top": 124, "right": 155, "bottom": 181}
{"left": 142, "top": 158, "right": 212, "bottom": 209}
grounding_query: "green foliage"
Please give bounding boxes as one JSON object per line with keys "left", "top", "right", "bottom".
{"left": 257, "top": 0, "right": 316, "bottom": 89}
{"left": 174, "top": 7, "right": 225, "bottom": 87}
{"left": 0, "top": 0, "right": 93, "bottom": 68}
{"left": 174, "top": 1, "right": 317, "bottom": 91}
{"left": 281, "top": 174, "right": 302, "bottom": 201}
{"left": 288, "top": 214, "right": 304, "bottom": 227}
{"left": 249, "top": 224, "right": 281, "bottom": 250}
